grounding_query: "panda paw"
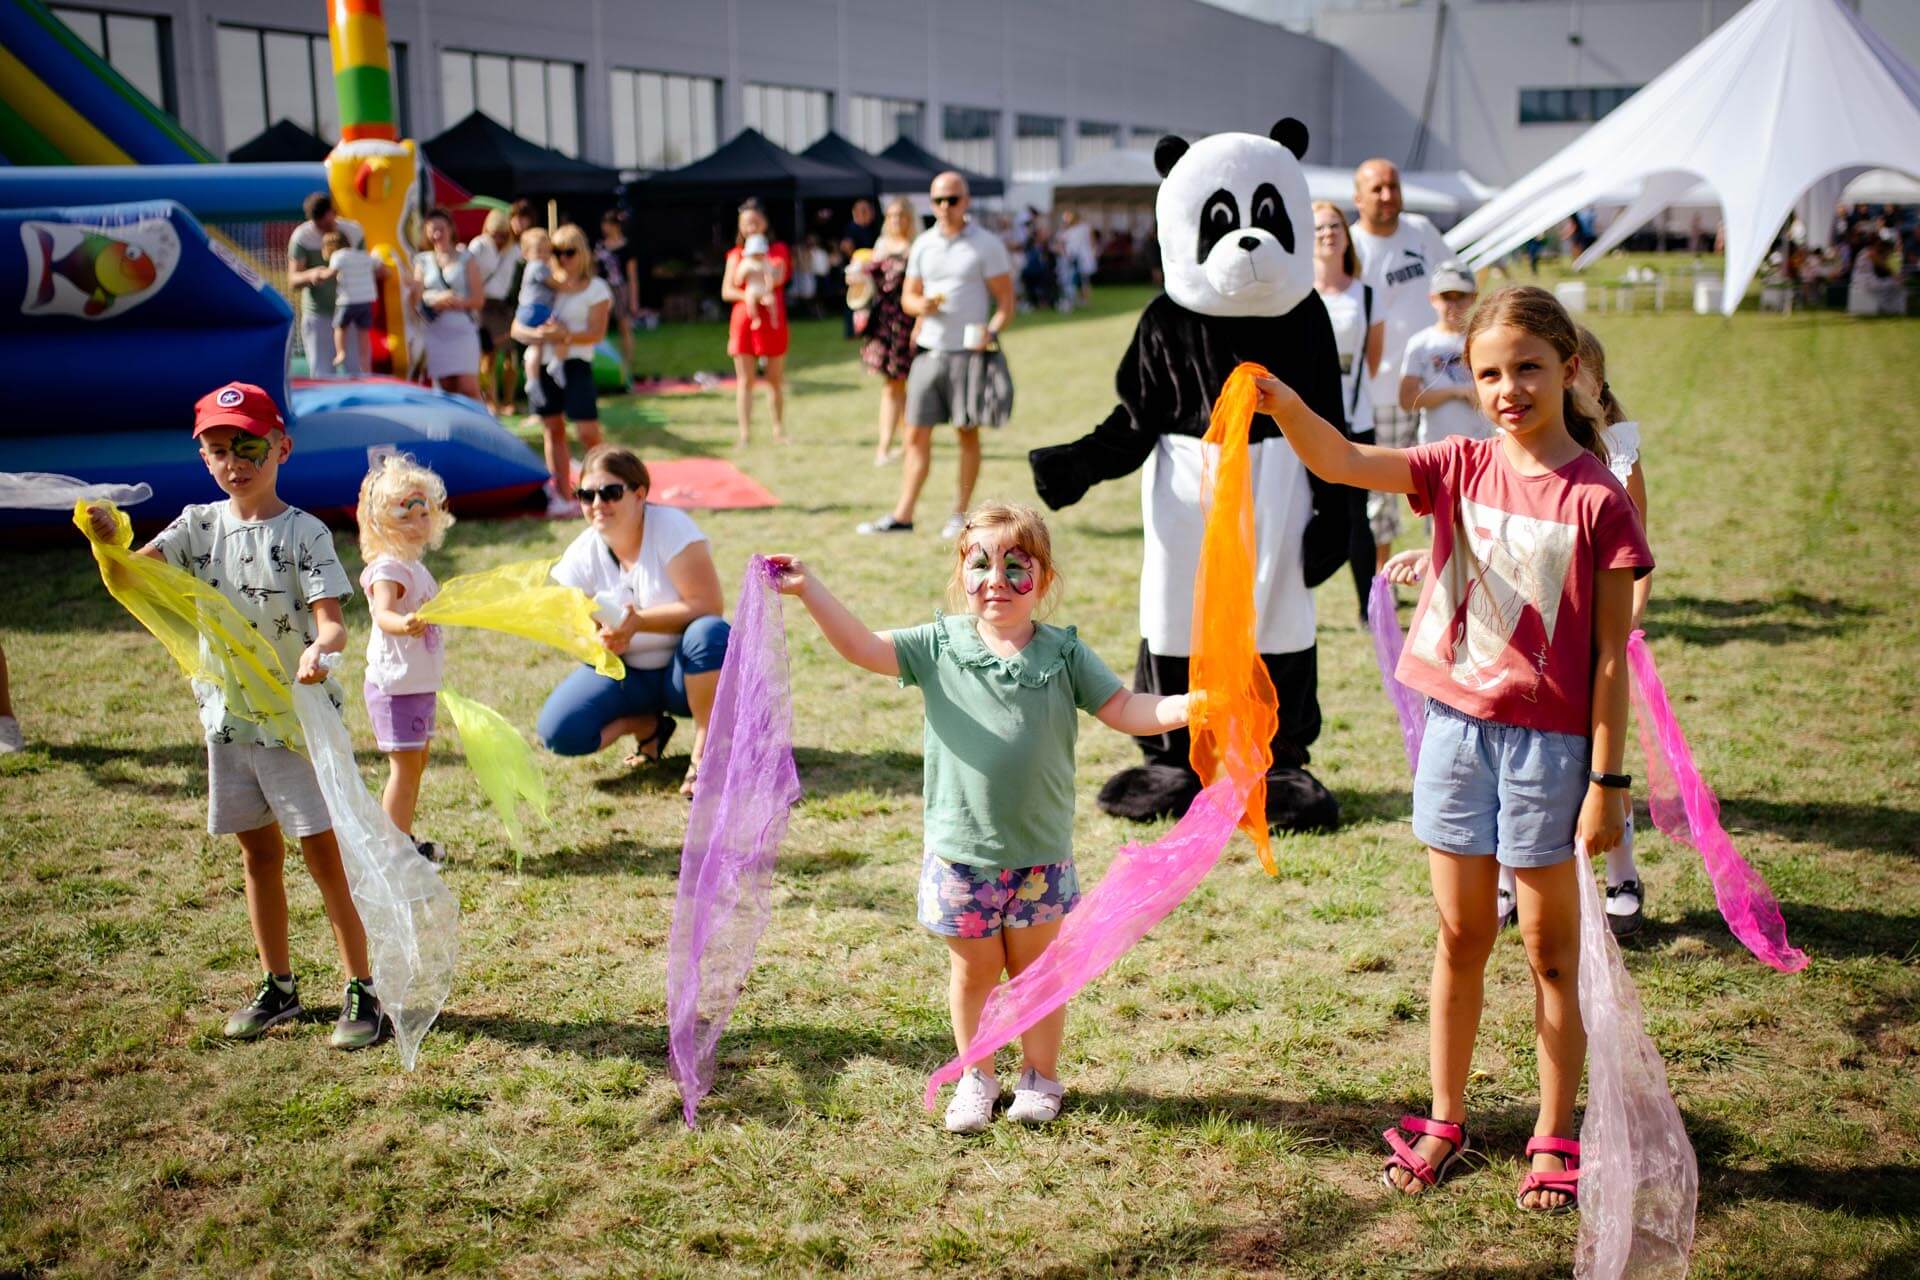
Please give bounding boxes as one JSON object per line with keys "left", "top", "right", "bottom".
{"left": 1097, "top": 764, "right": 1202, "bottom": 823}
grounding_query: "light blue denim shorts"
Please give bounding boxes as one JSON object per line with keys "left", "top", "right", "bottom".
{"left": 1412, "top": 699, "right": 1590, "bottom": 868}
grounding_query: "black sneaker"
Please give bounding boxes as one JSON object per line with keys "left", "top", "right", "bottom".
{"left": 1605, "top": 880, "right": 1645, "bottom": 937}
{"left": 224, "top": 974, "right": 302, "bottom": 1040}
{"left": 413, "top": 838, "right": 445, "bottom": 863}
{"left": 330, "top": 978, "right": 391, "bottom": 1051}
{"left": 856, "top": 513, "right": 913, "bottom": 534}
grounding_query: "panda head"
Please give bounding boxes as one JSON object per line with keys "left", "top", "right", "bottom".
{"left": 1154, "top": 120, "right": 1315, "bottom": 318}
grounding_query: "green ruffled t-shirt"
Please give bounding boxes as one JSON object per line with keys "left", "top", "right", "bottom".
{"left": 892, "top": 611, "right": 1126, "bottom": 869}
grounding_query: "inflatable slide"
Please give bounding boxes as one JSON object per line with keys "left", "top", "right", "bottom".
{"left": 0, "top": 200, "right": 545, "bottom": 532}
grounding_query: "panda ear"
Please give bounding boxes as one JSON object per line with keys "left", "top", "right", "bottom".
{"left": 1153, "top": 135, "right": 1189, "bottom": 179}
{"left": 1270, "top": 118, "right": 1309, "bottom": 160}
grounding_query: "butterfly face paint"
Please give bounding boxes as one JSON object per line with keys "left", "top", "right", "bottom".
{"left": 964, "top": 544, "right": 1038, "bottom": 597}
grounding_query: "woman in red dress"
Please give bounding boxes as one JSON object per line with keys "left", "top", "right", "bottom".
{"left": 721, "top": 200, "right": 790, "bottom": 446}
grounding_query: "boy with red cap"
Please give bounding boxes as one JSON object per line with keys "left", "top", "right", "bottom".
{"left": 86, "top": 383, "right": 388, "bottom": 1050}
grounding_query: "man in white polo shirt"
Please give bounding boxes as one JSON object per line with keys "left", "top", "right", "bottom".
{"left": 858, "top": 171, "right": 1016, "bottom": 539}
{"left": 1349, "top": 158, "right": 1451, "bottom": 562}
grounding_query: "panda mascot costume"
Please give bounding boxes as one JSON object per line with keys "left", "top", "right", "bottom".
{"left": 1029, "top": 119, "right": 1352, "bottom": 831}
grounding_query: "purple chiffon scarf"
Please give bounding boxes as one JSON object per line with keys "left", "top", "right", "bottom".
{"left": 1368, "top": 574, "right": 1425, "bottom": 774}
{"left": 666, "top": 556, "right": 803, "bottom": 1126}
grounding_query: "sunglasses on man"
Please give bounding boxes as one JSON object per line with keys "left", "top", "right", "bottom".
{"left": 931, "top": 195, "right": 962, "bottom": 207}
{"left": 575, "top": 483, "right": 630, "bottom": 505}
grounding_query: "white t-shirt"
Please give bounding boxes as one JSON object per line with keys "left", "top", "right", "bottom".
{"left": 149, "top": 502, "right": 352, "bottom": 746}
{"left": 1317, "top": 279, "right": 1376, "bottom": 435}
{"left": 328, "top": 247, "right": 380, "bottom": 308}
{"left": 548, "top": 276, "right": 614, "bottom": 361}
{"left": 1351, "top": 212, "right": 1453, "bottom": 409}
{"left": 359, "top": 556, "right": 444, "bottom": 694}
{"left": 1603, "top": 420, "right": 1642, "bottom": 486}
{"left": 905, "top": 221, "right": 1012, "bottom": 351}
{"left": 469, "top": 234, "right": 522, "bottom": 300}
{"left": 551, "top": 507, "right": 709, "bottom": 669}
{"left": 1400, "top": 323, "right": 1488, "bottom": 445}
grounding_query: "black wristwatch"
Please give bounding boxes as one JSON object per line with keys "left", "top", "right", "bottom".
{"left": 1588, "top": 770, "right": 1632, "bottom": 789}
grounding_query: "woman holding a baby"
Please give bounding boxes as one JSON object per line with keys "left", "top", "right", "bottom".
{"left": 720, "top": 198, "right": 791, "bottom": 446}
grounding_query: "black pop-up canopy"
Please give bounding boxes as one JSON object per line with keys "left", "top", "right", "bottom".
{"left": 877, "top": 136, "right": 1004, "bottom": 197}
{"left": 421, "top": 111, "right": 620, "bottom": 199}
{"left": 634, "top": 128, "right": 876, "bottom": 203}
{"left": 800, "top": 131, "right": 929, "bottom": 194}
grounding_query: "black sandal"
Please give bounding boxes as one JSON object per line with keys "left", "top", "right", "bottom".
{"left": 623, "top": 714, "right": 677, "bottom": 768}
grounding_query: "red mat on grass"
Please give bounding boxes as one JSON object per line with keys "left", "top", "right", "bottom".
{"left": 635, "top": 459, "right": 779, "bottom": 510}
{"left": 634, "top": 376, "right": 738, "bottom": 397}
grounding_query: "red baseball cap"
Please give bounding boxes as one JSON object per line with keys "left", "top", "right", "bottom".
{"left": 192, "top": 382, "right": 284, "bottom": 438}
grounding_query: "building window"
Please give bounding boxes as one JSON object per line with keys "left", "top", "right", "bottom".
{"left": 1128, "top": 124, "right": 1169, "bottom": 150}
{"left": 218, "top": 25, "right": 408, "bottom": 147}
{"left": 1075, "top": 121, "right": 1120, "bottom": 162}
{"left": 442, "top": 50, "right": 581, "bottom": 155}
{"left": 51, "top": 6, "right": 174, "bottom": 114}
{"left": 1011, "top": 114, "right": 1062, "bottom": 181}
{"left": 848, "top": 94, "right": 921, "bottom": 152}
{"left": 942, "top": 105, "right": 997, "bottom": 176}
{"left": 742, "top": 82, "right": 831, "bottom": 152}
{"left": 611, "top": 68, "right": 719, "bottom": 171}
{"left": 1518, "top": 86, "right": 1639, "bottom": 125}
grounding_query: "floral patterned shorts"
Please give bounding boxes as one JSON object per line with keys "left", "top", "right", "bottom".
{"left": 917, "top": 853, "right": 1081, "bottom": 938}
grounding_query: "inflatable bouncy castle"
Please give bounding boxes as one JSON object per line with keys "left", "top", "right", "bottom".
{"left": 0, "top": 199, "right": 544, "bottom": 531}
{"left": 0, "top": 0, "right": 547, "bottom": 531}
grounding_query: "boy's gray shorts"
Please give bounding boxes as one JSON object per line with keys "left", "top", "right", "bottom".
{"left": 207, "top": 742, "right": 332, "bottom": 838}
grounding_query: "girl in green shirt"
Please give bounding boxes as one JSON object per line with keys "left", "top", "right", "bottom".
{"left": 770, "top": 503, "right": 1192, "bottom": 1133}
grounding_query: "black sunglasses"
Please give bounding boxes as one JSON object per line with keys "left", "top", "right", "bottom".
{"left": 575, "top": 482, "right": 629, "bottom": 505}
{"left": 554, "top": 247, "right": 581, "bottom": 258}
{"left": 931, "top": 195, "right": 962, "bottom": 207}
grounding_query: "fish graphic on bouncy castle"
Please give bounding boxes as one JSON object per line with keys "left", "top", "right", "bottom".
{"left": 21, "top": 219, "right": 180, "bottom": 320}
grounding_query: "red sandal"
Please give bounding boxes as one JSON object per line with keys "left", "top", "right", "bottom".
{"left": 1381, "top": 1114, "right": 1470, "bottom": 1193}
{"left": 1515, "top": 1135, "right": 1582, "bottom": 1213}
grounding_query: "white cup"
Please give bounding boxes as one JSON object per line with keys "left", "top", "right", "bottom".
{"left": 963, "top": 323, "right": 988, "bottom": 349}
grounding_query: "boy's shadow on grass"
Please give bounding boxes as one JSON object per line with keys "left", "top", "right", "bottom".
{"left": 514, "top": 834, "right": 682, "bottom": 877}
{"left": 35, "top": 740, "right": 207, "bottom": 797}
{"left": 1638, "top": 592, "right": 1876, "bottom": 647}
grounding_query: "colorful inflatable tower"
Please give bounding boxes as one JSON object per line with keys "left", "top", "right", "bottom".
{"left": 323, "top": 0, "right": 416, "bottom": 372}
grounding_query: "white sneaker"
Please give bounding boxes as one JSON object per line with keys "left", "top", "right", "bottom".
{"left": 545, "top": 492, "right": 580, "bottom": 519}
{"left": 939, "top": 512, "right": 968, "bottom": 540}
{"left": 0, "top": 716, "right": 20, "bottom": 754}
{"left": 1006, "top": 1067, "right": 1064, "bottom": 1124}
{"left": 942, "top": 1067, "right": 999, "bottom": 1133}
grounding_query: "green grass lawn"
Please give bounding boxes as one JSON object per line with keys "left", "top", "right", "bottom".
{"left": 3, "top": 285, "right": 1917, "bottom": 1278}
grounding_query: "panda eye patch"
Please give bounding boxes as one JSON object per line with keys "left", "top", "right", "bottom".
{"left": 1196, "top": 188, "right": 1241, "bottom": 263}
{"left": 1250, "top": 182, "right": 1293, "bottom": 254}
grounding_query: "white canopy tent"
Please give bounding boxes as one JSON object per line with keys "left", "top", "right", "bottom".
{"left": 1445, "top": 0, "right": 1920, "bottom": 315}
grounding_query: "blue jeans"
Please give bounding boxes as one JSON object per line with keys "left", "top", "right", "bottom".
{"left": 536, "top": 615, "right": 730, "bottom": 756}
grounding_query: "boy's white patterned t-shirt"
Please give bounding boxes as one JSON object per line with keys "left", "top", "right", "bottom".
{"left": 151, "top": 502, "right": 353, "bottom": 746}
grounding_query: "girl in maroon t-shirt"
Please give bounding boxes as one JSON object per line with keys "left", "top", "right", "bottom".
{"left": 1252, "top": 285, "right": 1651, "bottom": 1217}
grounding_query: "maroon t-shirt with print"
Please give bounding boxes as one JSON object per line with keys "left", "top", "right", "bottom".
{"left": 1395, "top": 434, "right": 1652, "bottom": 735}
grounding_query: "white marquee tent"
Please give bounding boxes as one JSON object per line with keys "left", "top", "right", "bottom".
{"left": 1445, "top": 0, "right": 1920, "bottom": 315}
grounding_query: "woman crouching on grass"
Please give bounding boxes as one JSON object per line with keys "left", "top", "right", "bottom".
{"left": 768, "top": 503, "right": 1193, "bottom": 1132}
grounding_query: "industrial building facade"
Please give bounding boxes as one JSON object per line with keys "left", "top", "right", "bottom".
{"left": 41, "top": 0, "right": 1920, "bottom": 187}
